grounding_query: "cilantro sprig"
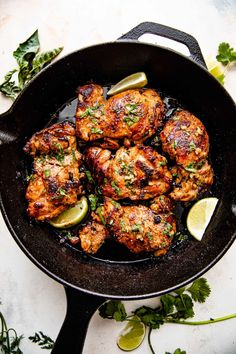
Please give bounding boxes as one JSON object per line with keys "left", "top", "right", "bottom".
{"left": 99, "top": 278, "right": 236, "bottom": 353}
{"left": 0, "top": 30, "right": 63, "bottom": 99}
{"left": 0, "top": 301, "right": 54, "bottom": 353}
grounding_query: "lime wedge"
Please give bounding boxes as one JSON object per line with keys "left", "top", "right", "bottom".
{"left": 186, "top": 197, "right": 218, "bottom": 241}
{"left": 117, "top": 315, "right": 145, "bottom": 351}
{"left": 107, "top": 72, "right": 148, "bottom": 95}
{"left": 49, "top": 196, "right": 88, "bottom": 228}
{"left": 206, "top": 57, "right": 225, "bottom": 84}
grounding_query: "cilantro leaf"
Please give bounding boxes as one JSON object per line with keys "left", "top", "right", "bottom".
{"left": 216, "top": 42, "right": 236, "bottom": 65}
{"left": 160, "top": 294, "right": 176, "bottom": 316}
{"left": 173, "top": 294, "right": 194, "bottom": 319}
{"left": 134, "top": 306, "right": 164, "bottom": 329}
{"left": 166, "top": 349, "right": 186, "bottom": 354}
{"left": 186, "top": 278, "right": 211, "bottom": 303}
{"left": 29, "top": 331, "right": 54, "bottom": 349}
{"left": 99, "top": 300, "right": 127, "bottom": 322}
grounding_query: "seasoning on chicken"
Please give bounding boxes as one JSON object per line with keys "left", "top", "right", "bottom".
{"left": 91, "top": 198, "right": 176, "bottom": 255}
{"left": 79, "top": 221, "right": 108, "bottom": 254}
{"left": 86, "top": 145, "right": 172, "bottom": 200}
{"left": 150, "top": 195, "right": 174, "bottom": 213}
{"left": 76, "top": 84, "right": 164, "bottom": 145}
{"left": 24, "top": 122, "right": 83, "bottom": 221}
{"left": 170, "top": 161, "right": 214, "bottom": 201}
{"left": 160, "top": 110, "right": 209, "bottom": 169}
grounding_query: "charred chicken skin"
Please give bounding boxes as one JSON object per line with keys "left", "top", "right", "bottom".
{"left": 81, "top": 198, "right": 176, "bottom": 255}
{"left": 160, "top": 110, "right": 209, "bottom": 169}
{"left": 76, "top": 84, "right": 164, "bottom": 144}
{"left": 86, "top": 145, "right": 172, "bottom": 200}
{"left": 170, "top": 161, "right": 214, "bottom": 201}
{"left": 24, "top": 122, "right": 83, "bottom": 221}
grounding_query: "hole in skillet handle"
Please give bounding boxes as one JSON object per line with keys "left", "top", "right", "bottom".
{"left": 118, "top": 21, "right": 207, "bottom": 68}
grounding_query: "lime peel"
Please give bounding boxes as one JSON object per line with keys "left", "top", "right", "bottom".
{"left": 49, "top": 196, "right": 88, "bottom": 229}
{"left": 186, "top": 197, "right": 219, "bottom": 241}
{"left": 117, "top": 315, "right": 145, "bottom": 351}
{"left": 107, "top": 72, "right": 148, "bottom": 96}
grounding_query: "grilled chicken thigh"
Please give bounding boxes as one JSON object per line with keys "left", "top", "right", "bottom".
{"left": 25, "top": 122, "right": 83, "bottom": 221}
{"left": 86, "top": 145, "right": 172, "bottom": 200}
{"left": 79, "top": 221, "right": 108, "bottom": 254}
{"left": 170, "top": 161, "right": 214, "bottom": 201}
{"left": 160, "top": 110, "right": 209, "bottom": 169}
{"left": 76, "top": 84, "right": 164, "bottom": 144}
{"left": 84, "top": 198, "right": 176, "bottom": 255}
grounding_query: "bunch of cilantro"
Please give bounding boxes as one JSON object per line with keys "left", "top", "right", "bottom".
{"left": 99, "top": 278, "right": 236, "bottom": 353}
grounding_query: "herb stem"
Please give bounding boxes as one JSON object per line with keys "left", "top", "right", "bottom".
{"left": 165, "top": 313, "right": 236, "bottom": 326}
{"left": 148, "top": 327, "right": 156, "bottom": 354}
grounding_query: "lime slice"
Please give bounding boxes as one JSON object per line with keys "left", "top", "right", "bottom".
{"left": 117, "top": 315, "right": 145, "bottom": 351}
{"left": 107, "top": 72, "right": 148, "bottom": 95}
{"left": 49, "top": 196, "right": 88, "bottom": 228}
{"left": 206, "top": 57, "right": 225, "bottom": 84}
{"left": 186, "top": 197, "right": 218, "bottom": 241}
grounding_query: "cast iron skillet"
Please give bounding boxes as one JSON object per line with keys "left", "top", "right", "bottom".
{"left": 0, "top": 22, "right": 236, "bottom": 353}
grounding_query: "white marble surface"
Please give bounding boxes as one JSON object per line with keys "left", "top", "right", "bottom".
{"left": 0, "top": 0, "right": 236, "bottom": 353}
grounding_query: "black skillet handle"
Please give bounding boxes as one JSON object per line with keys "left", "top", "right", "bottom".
{"left": 51, "top": 287, "right": 105, "bottom": 354}
{"left": 119, "top": 22, "right": 207, "bottom": 68}
{"left": 0, "top": 110, "right": 17, "bottom": 145}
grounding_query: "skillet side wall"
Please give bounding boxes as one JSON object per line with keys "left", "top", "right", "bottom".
{"left": 0, "top": 42, "right": 235, "bottom": 298}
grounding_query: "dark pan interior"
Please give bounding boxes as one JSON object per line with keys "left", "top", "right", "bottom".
{"left": 0, "top": 41, "right": 235, "bottom": 298}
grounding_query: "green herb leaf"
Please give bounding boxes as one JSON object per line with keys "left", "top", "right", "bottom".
{"left": 13, "top": 30, "right": 40, "bottom": 65}
{"left": 85, "top": 170, "right": 94, "bottom": 183}
{"left": 0, "top": 69, "right": 21, "bottom": 99}
{"left": 29, "top": 331, "right": 54, "bottom": 349}
{"left": 99, "top": 300, "right": 127, "bottom": 322}
{"left": 111, "top": 180, "right": 122, "bottom": 196}
{"left": 90, "top": 127, "right": 103, "bottom": 134}
{"left": 173, "top": 294, "right": 194, "bottom": 319}
{"left": 88, "top": 194, "right": 98, "bottom": 211}
{"left": 134, "top": 306, "right": 164, "bottom": 329}
{"left": 160, "top": 294, "right": 176, "bottom": 316}
{"left": 96, "top": 206, "right": 106, "bottom": 225}
{"left": 31, "top": 47, "right": 63, "bottom": 75}
{"left": 216, "top": 42, "right": 236, "bottom": 66}
{"left": 186, "top": 278, "right": 211, "bottom": 303}
{"left": 0, "top": 30, "right": 63, "bottom": 100}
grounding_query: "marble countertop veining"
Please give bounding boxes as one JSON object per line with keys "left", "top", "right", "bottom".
{"left": 0, "top": 1, "right": 236, "bottom": 353}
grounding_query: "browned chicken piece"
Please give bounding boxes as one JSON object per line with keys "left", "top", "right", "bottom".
{"left": 160, "top": 110, "right": 209, "bottom": 169}
{"left": 24, "top": 121, "right": 76, "bottom": 156}
{"left": 25, "top": 122, "right": 83, "bottom": 221}
{"left": 170, "top": 161, "right": 214, "bottom": 201}
{"left": 150, "top": 195, "right": 174, "bottom": 213}
{"left": 95, "top": 198, "right": 176, "bottom": 255}
{"left": 86, "top": 145, "right": 172, "bottom": 200}
{"left": 79, "top": 221, "right": 108, "bottom": 254}
{"left": 85, "top": 146, "right": 111, "bottom": 184}
{"left": 76, "top": 84, "right": 164, "bottom": 144}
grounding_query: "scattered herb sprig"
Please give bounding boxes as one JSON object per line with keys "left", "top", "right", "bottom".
{"left": 0, "top": 30, "right": 63, "bottom": 99}
{"left": 99, "top": 278, "right": 236, "bottom": 353}
{"left": 0, "top": 302, "right": 54, "bottom": 353}
{"left": 214, "top": 42, "right": 236, "bottom": 84}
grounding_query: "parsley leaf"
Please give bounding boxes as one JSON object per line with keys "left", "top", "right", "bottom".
{"left": 216, "top": 42, "right": 236, "bottom": 66}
